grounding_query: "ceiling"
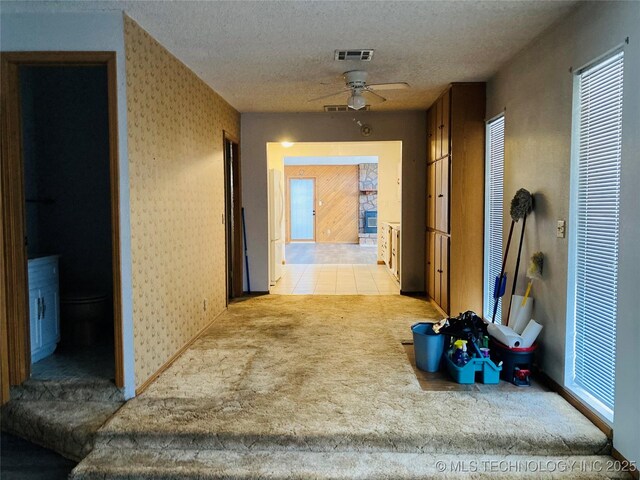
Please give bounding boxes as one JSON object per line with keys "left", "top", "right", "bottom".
{"left": 3, "top": 0, "right": 579, "bottom": 112}
{"left": 284, "top": 156, "right": 378, "bottom": 166}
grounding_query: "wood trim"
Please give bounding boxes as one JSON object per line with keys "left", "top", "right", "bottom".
{"left": 105, "top": 54, "right": 125, "bottom": 389}
{"left": 537, "top": 371, "right": 613, "bottom": 439}
{"left": 612, "top": 448, "right": 639, "bottom": 479}
{"left": 0, "top": 51, "right": 125, "bottom": 394}
{"left": 1, "top": 55, "right": 31, "bottom": 386}
{"left": 135, "top": 309, "right": 226, "bottom": 395}
{"left": 0, "top": 131, "right": 9, "bottom": 404}
{"left": 224, "top": 132, "right": 243, "bottom": 298}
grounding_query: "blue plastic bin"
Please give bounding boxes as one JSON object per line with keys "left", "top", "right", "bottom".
{"left": 411, "top": 322, "right": 445, "bottom": 372}
{"left": 445, "top": 354, "right": 502, "bottom": 384}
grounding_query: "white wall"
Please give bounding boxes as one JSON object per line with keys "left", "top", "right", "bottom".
{"left": 241, "top": 112, "right": 426, "bottom": 293}
{"left": 1, "top": 12, "right": 136, "bottom": 399}
{"left": 487, "top": 1, "right": 639, "bottom": 464}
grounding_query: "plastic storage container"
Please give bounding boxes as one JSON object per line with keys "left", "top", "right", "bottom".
{"left": 489, "top": 338, "right": 537, "bottom": 385}
{"left": 411, "top": 322, "right": 445, "bottom": 372}
{"left": 445, "top": 354, "right": 502, "bottom": 384}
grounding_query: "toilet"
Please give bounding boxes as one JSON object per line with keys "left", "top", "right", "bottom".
{"left": 60, "top": 291, "right": 108, "bottom": 347}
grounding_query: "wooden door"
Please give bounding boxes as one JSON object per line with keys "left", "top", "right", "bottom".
{"left": 427, "top": 161, "right": 436, "bottom": 229}
{"left": 435, "top": 97, "right": 442, "bottom": 160}
{"left": 434, "top": 233, "right": 442, "bottom": 305}
{"left": 427, "top": 232, "right": 436, "bottom": 300}
{"left": 440, "top": 156, "right": 450, "bottom": 234}
{"left": 441, "top": 89, "right": 451, "bottom": 158}
{"left": 427, "top": 108, "right": 436, "bottom": 163}
{"left": 440, "top": 235, "right": 450, "bottom": 314}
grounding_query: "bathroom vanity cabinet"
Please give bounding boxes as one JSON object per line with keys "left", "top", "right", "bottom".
{"left": 28, "top": 255, "right": 61, "bottom": 363}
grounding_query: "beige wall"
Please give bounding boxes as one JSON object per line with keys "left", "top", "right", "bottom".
{"left": 245, "top": 116, "right": 425, "bottom": 292}
{"left": 124, "top": 17, "right": 240, "bottom": 387}
{"left": 487, "top": 1, "right": 639, "bottom": 463}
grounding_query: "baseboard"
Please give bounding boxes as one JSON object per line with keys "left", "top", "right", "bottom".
{"left": 135, "top": 309, "right": 226, "bottom": 396}
{"left": 537, "top": 371, "right": 613, "bottom": 439}
{"left": 612, "top": 447, "right": 639, "bottom": 479}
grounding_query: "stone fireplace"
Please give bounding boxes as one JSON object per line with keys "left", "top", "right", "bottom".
{"left": 358, "top": 163, "right": 378, "bottom": 246}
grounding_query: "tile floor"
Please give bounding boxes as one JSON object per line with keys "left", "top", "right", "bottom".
{"left": 270, "top": 264, "right": 400, "bottom": 295}
{"left": 285, "top": 242, "right": 377, "bottom": 264}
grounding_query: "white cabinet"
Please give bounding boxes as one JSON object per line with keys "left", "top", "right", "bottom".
{"left": 28, "top": 255, "right": 60, "bottom": 363}
{"left": 390, "top": 226, "right": 400, "bottom": 280}
{"left": 380, "top": 222, "right": 400, "bottom": 282}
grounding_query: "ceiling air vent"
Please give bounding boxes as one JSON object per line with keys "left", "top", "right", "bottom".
{"left": 334, "top": 49, "right": 374, "bottom": 61}
{"left": 324, "top": 105, "right": 370, "bottom": 112}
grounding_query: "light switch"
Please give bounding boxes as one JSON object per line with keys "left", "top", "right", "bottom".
{"left": 557, "top": 220, "right": 566, "bottom": 238}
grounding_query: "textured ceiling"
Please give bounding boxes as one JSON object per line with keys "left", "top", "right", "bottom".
{"left": 3, "top": 0, "right": 579, "bottom": 112}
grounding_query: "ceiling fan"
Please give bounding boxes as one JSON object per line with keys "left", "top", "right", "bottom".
{"left": 309, "top": 70, "right": 409, "bottom": 110}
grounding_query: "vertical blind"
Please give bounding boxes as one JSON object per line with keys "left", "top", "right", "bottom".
{"left": 484, "top": 116, "right": 505, "bottom": 322}
{"left": 572, "top": 51, "right": 624, "bottom": 412}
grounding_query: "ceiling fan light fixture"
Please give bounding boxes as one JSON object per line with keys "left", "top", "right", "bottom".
{"left": 347, "top": 92, "right": 367, "bottom": 110}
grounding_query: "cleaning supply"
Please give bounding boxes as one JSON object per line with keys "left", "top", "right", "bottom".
{"left": 521, "top": 252, "right": 544, "bottom": 306}
{"left": 452, "top": 340, "right": 470, "bottom": 366}
{"left": 491, "top": 189, "right": 534, "bottom": 323}
{"left": 506, "top": 189, "right": 535, "bottom": 325}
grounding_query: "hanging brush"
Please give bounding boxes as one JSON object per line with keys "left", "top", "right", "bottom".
{"left": 521, "top": 252, "right": 543, "bottom": 306}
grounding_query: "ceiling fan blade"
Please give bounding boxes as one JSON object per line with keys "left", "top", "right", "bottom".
{"left": 367, "top": 82, "right": 410, "bottom": 91}
{"left": 307, "top": 89, "right": 349, "bottom": 103}
{"left": 362, "top": 88, "right": 387, "bottom": 103}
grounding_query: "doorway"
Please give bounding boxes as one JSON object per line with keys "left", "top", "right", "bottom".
{"left": 223, "top": 133, "right": 243, "bottom": 300}
{"left": 289, "top": 178, "right": 316, "bottom": 242}
{"left": 0, "top": 52, "right": 124, "bottom": 403}
{"left": 267, "top": 141, "right": 402, "bottom": 295}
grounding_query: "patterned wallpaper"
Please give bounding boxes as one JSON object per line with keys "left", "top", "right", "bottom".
{"left": 124, "top": 17, "right": 240, "bottom": 387}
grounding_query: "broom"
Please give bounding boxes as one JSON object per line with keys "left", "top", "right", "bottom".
{"left": 491, "top": 189, "right": 533, "bottom": 323}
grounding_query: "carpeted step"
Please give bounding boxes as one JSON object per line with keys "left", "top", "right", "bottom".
{"left": 1, "top": 399, "right": 123, "bottom": 461}
{"left": 70, "top": 448, "right": 633, "bottom": 479}
{"left": 93, "top": 392, "right": 611, "bottom": 457}
{"left": 10, "top": 378, "right": 125, "bottom": 402}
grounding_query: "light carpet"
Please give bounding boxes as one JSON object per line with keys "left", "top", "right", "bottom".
{"left": 72, "top": 295, "right": 626, "bottom": 479}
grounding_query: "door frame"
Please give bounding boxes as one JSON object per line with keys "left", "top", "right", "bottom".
{"left": 0, "top": 51, "right": 124, "bottom": 402}
{"left": 223, "top": 131, "right": 243, "bottom": 300}
{"left": 288, "top": 177, "right": 316, "bottom": 242}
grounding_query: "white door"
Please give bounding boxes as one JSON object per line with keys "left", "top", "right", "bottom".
{"left": 289, "top": 178, "right": 315, "bottom": 241}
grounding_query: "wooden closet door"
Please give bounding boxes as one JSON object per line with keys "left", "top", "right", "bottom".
{"left": 441, "top": 89, "right": 451, "bottom": 158}
{"left": 427, "top": 108, "right": 436, "bottom": 163}
{"left": 434, "top": 233, "right": 442, "bottom": 305}
{"left": 440, "top": 156, "right": 450, "bottom": 234}
{"left": 435, "top": 97, "right": 442, "bottom": 160}
{"left": 440, "top": 235, "right": 449, "bottom": 314}
{"left": 427, "top": 161, "right": 436, "bottom": 229}
{"left": 427, "top": 232, "right": 436, "bottom": 300}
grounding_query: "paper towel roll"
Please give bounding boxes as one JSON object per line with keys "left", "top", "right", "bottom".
{"left": 521, "top": 319, "right": 543, "bottom": 348}
{"left": 509, "top": 295, "right": 534, "bottom": 335}
{"left": 487, "top": 323, "right": 524, "bottom": 348}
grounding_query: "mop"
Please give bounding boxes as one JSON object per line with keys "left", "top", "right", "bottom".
{"left": 506, "top": 189, "right": 534, "bottom": 326}
{"left": 491, "top": 189, "right": 533, "bottom": 323}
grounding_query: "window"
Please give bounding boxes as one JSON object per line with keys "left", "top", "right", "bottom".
{"left": 484, "top": 115, "right": 505, "bottom": 322}
{"left": 567, "top": 50, "right": 624, "bottom": 422}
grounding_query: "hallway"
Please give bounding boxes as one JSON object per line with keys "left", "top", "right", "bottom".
{"left": 72, "top": 295, "right": 621, "bottom": 479}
